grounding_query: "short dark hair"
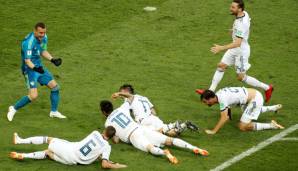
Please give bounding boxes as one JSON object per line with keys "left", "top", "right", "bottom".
{"left": 35, "top": 22, "right": 46, "bottom": 30}
{"left": 105, "top": 126, "right": 116, "bottom": 139}
{"left": 233, "top": 0, "right": 245, "bottom": 11}
{"left": 100, "top": 100, "right": 114, "bottom": 116}
{"left": 200, "top": 90, "right": 216, "bottom": 101}
{"left": 119, "top": 84, "right": 134, "bottom": 94}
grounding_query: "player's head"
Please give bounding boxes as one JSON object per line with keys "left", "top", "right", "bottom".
{"left": 119, "top": 84, "right": 134, "bottom": 94}
{"left": 230, "top": 0, "right": 245, "bottom": 15}
{"left": 100, "top": 100, "right": 114, "bottom": 116}
{"left": 200, "top": 90, "right": 218, "bottom": 106}
{"left": 103, "top": 126, "right": 116, "bottom": 140}
{"left": 34, "top": 22, "right": 46, "bottom": 41}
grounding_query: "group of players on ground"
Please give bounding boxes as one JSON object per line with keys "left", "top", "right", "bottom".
{"left": 7, "top": 0, "right": 284, "bottom": 169}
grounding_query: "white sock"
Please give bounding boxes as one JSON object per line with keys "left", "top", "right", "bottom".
{"left": 172, "top": 138, "right": 196, "bottom": 150}
{"left": 162, "top": 123, "right": 175, "bottom": 133}
{"left": 209, "top": 69, "right": 225, "bottom": 91}
{"left": 243, "top": 75, "right": 269, "bottom": 91}
{"left": 23, "top": 151, "right": 47, "bottom": 159}
{"left": 253, "top": 122, "right": 276, "bottom": 131}
{"left": 261, "top": 105, "right": 279, "bottom": 113}
{"left": 149, "top": 147, "right": 165, "bottom": 156}
{"left": 17, "top": 136, "right": 48, "bottom": 145}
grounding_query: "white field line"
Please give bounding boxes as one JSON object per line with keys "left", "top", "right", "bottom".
{"left": 279, "top": 137, "right": 298, "bottom": 141}
{"left": 210, "top": 124, "right": 298, "bottom": 171}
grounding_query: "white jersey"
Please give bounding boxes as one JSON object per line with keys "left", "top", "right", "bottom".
{"left": 105, "top": 102, "right": 139, "bottom": 143}
{"left": 232, "top": 11, "right": 250, "bottom": 51}
{"left": 129, "top": 94, "right": 154, "bottom": 122}
{"left": 216, "top": 87, "right": 248, "bottom": 111}
{"left": 73, "top": 131, "right": 111, "bottom": 165}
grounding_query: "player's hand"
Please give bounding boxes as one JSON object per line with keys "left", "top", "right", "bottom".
{"left": 51, "top": 58, "right": 62, "bottom": 66}
{"left": 211, "top": 44, "right": 224, "bottom": 54}
{"left": 115, "top": 163, "right": 127, "bottom": 168}
{"left": 111, "top": 93, "right": 120, "bottom": 100}
{"left": 205, "top": 129, "right": 216, "bottom": 135}
{"left": 33, "top": 66, "right": 45, "bottom": 74}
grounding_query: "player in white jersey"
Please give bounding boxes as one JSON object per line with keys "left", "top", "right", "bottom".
{"left": 100, "top": 100, "right": 209, "bottom": 164}
{"left": 114, "top": 84, "right": 198, "bottom": 137}
{"left": 196, "top": 0, "right": 274, "bottom": 103}
{"left": 200, "top": 87, "right": 284, "bottom": 135}
{"left": 9, "top": 127, "right": 127, "bottom": 169}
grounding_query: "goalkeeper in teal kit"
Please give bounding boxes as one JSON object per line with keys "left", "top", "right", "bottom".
{"left": 7, "top": 22, "right": 66, "bottom": 121}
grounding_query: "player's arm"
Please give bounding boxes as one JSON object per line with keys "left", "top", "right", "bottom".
{"left": 112, "top": 136, "right": 120, "bottom": 144}
{"left": 211, "top": 37, "right": 242, "bottom": 54}
{"left": 205, "top": 109, "right": 230, "bottom": 134}
{"left": 24, "top": 46, "right": 44, "bottom": 73}
{"left": 41, "top": 51, "right": 62, "bottom": 66}
{"left": 101, "top": 159, "right": 127, "bottom": 169}
{"left": 111, "top": 92, "right": 134, "bottom": 103}
{"left": 25, "top": 59, "right": 35, "bottom": 69}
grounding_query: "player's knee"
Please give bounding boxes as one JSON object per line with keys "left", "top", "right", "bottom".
{"left": 237, "top": 74, "right": 246, "bottom": 81}
{"left": 51, "top": 84, "right": 60, "bottom": 92}
{"left": 217, "top": 63, "right": 227, "bottom": 71}
{"left": 165, "top": 137, "right": 173, "bottom": 146}
{"left": 238, "top": 123, "right": 248, "bottom": 131}
{"left": 29, "top": 92, "right": 38, "bottom": 101}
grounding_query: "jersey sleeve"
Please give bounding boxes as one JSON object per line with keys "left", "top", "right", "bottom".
{"left": 119, "top": 101, "right": 131, "bottom": 111}
{"left": 101, "top": 145, "right": 111, "bottom": 161}
{"left": 235, "top": 22, "right": 245, "bottom": 38}
{"left": 41, "top": 35, "right": 48, "bottom": 52}
{"left": 146, "top": 97, "right": 154, "bottom": 108}
{"left": 219, "top": 101, "right": 228, "bottom": 111}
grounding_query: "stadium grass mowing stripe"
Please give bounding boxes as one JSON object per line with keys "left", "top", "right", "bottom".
{"left": 210, "top": 124, "right": 298, "bottom": 171}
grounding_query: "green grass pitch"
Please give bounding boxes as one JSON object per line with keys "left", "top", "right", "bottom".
{"left": 0, "top": 0, "right": 297, "bottom": 170}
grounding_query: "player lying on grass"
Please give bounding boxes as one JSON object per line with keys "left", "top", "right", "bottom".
{"left": 200, "top": 87, "right": 284, "bottom": 135}
{"left": 100, "top": 100, "right": 208, "bottom": 164}
{"left": 10, "top": 127, "right": 127, "bottom": 169}
{"left": 114, "top": 84, "right": 198, "bottom": 137}
{"left": 7, "top": 22, "right": 66, "bottom": 121}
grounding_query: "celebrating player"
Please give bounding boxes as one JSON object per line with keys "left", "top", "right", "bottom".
{"left": 196, "top": 0, "right": 274, "bottom": 103}
{"left": 114, "top": 84, "right": 198, "bottom": 137}
{"left": 200, "top": 87, "right": 284, "bottom": 135}
{"left": 7, "top": 22, "right": 66, "bottom": 121}
{"left": 10, "top": 127, "right": 127, "bottom": 169}
{"left": 100, "top": 100, "right": 208, "bottom": 164}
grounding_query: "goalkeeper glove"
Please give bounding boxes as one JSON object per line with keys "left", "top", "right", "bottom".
{"left": 51, "top": 58, "right": 62, "bottom": 66}
{"left": 33, "top": 66, "right": 45, "bottom": 74}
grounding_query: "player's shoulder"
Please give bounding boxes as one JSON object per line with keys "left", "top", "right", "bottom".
{"left": 22, "top": 32, "right": 35, "bottom": 46}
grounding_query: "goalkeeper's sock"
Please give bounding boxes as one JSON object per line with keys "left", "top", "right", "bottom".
{"left": 149, "top": 147, "right": 165, "bottom": 156}
{"left": 253, "top": 122, "right": 276, "bottom": 131}
{"left": 172, "top": 138, "right": 196, "bottom": 150}
{"left": 23, "top": 151, "right": 47, "bottom": 159}
{"left": 17, "top": 136, "right": 48, "bottom": 145}
{"left": 50, "top": 86, "right": 60, "bottom": 112}
{"left": 14, "top": 96, "right": 31, "bottom": 110}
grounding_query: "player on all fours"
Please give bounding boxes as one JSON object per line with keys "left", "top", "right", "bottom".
{"left": 196, "top": 0, "right": 274, "bottom": 103}
{"left": 10, "top": 127, "right": 127, "bottom": 169}
{"left": 7, "top": 22, "right": 66, "bottom": 122}
{"left": 115, "top": 84, "right": 199, "bottom": 137}
{"left": 100, "top": 100, "right": 208, "bottom": 164}
{"left": 200, "top": 87, "right": 284, "bottom": 135}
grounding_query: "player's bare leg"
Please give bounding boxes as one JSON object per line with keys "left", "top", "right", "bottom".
{"left": 47, "top": 80, "right": 66, "bottom": 119}
{"left": 164, "top": 137, "right": 209, "bottom": 156}
{"left": 239, "top": 73, "right": 273, "bottom": 102}
{"left": 239, "top": 120, "right": 284, "bottom": 131}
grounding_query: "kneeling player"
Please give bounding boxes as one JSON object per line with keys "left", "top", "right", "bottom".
{"left": 10, "top": 127, "right": 127, "bottom": 169}
{"left": 113, "top": 84, "right": 198, "bottom": 137}
{"left": 100, "top": 100, "right": 208, "bottom": 164}
{"left": 200, "top": 87, "right": 284, "bottom": 135}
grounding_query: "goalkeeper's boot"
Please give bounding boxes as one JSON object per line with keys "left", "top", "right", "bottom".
{"left": 50, "top": 111, "right": 66, "bottom": 119}
{"left": 7, "top": 106, "right": 17, "bottom": 122}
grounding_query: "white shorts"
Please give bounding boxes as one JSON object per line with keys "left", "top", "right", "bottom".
{"left": 48, "top": 138, "right": 77, "bottom": 165}
{"left": 240, "top": 91, "right": 264, "bottom": 123}
{"left": 129, "top": 127, "right": 167, "bottom": 152}
{"left": 140, "top": 115, "right": 164, "bottom": 131}
{"left": 221, "top": 48, "right": 251, "bottom": 74}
